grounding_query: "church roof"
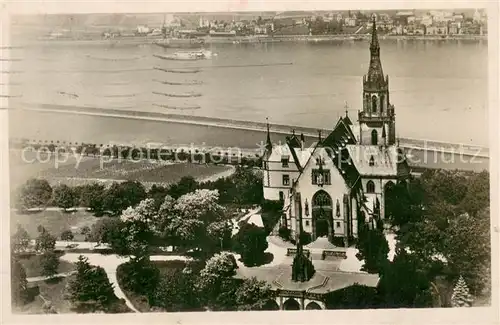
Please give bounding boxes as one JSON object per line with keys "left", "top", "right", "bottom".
{"left": 291, "top": 118, "right": 361, "bottom": 190}
{"left": 346, "top": 145, "right": 399, "bottom": 176}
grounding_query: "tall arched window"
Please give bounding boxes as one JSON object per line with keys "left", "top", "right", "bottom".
{"left": 366, "top": 180, "right": 375, "bottom": 193}
{"left": 371, "top": 129, "right": 378, "bottom": 145}
{"left": 380, "top": 94, "right": 385, "bottom": 113}
{"left": 372, "top": 95, "right": 378, "bottom": 113}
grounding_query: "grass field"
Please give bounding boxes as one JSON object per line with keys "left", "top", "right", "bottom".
{"left": 10, "top": 149, "right": 233, "bottom": 189}
{"left": 11, "top": 209, "right": 101, "bottom": 241}
{"left": 18, "top": 253, "right": 76, "bottom": 278}
{"left": 14, "top": 276, "right": 74, "bottom": 314}
{"left": 13, "top": 274, "right": 131, "bottom": 314}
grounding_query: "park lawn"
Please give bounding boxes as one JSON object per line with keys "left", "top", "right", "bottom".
{"left": 14, "top": 275, "right": 132, "bottom": 314}
{"left": 14, "top": 276, "right": 74, "bottom": 314}
{"left": 11, "top": 150, "right": 233, "bottom": 188}
{"left": 11, "top": 209, "right": 101, "bottom": 241}
{"left": 18, "top": 253, "right": 76, "bottom": 278}
{"left": 117, "top": 260, "right": 189, "bottom": 312}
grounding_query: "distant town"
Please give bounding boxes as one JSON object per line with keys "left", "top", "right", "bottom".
{"left": 116, "top": 9, "right": 488, "bottom": 39}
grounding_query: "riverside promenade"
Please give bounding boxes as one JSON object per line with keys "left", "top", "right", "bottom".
{"left": 12, "top": 103, "right": 490, "bottom": 173}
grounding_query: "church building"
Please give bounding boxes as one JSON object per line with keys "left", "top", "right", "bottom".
{"left": 262, "top": 17, "right": 411, "bottom": 246}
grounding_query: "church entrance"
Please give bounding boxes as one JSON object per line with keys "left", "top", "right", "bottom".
{"left": 312, "top": 190, "right": 333, "bottom": 241}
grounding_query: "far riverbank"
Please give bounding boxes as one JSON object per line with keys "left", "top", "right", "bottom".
{"left": 13, "top": 33, "right": 488, "bottom": 47}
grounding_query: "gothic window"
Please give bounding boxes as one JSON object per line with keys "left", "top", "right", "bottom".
{"left": 312, "top": 191, "right": 332, "bottom": 207}
{"left": 380, "top": 94, "right": 385, "bottom": 113}
{"left": 336, "top": 221, "right": 341, "bottom": 228}
{"left": 372, "top": 95, "right": 378, "bottom": 113}
{"left": 366, "top": 180, "right": 375, "bottom": 193}
{"left": 371, "top": 129, "right": 378, "bottom": 145}
{"left": 369, "top": 155, "right": 375, "bottom": 166}
{"left": 365, "top": 94, "right": 370, "bottom": 110}
{"left": 312, "top": 169, "right": 331, "bottom": 185}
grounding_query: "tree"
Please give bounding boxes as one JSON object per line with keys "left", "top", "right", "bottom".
{"left": 231, "top": 167, "right": 263, "bottom": 204}
{"left": 118, "top": 259, "right": 160, "bottom": 296}
{"left": 78, "top": 183, "right": 106, "bottom": 215}
{"left": 356, "top": 225, "right": 389, "bottom": 274}
{"left": 147, "top": 184, "right": 170, "bottom": 210}
{"left": 11, "top": 257, "right": 28, "bottom": 305}
{"left": 233, "top": 223, "right": 268, "bottom": 266}
{"left": 40, "top": 251, "right": 60, "bottom": 278}
{"left": 35, "top": 230, "right": 56, "bottom": 253}
{"left": 61, "top": 230, "right": 74, "bottom": 241}
{"left": 87, "top": 218, "right": 121, "bottom": 244}
{"left": 150, "top": 268, "right": 201, "bottom": 312}
{"left": 377, "top": 249, "right": 433, "bottom": 308}
{"left": 234, "top": 277, "right": 274, "bottom": 311}
{"left": 16, "top": 178, "right": 53, "bottom": 210}
{"left": 459, "top": 171, "right": 489, "bottom": 217}
{"left": 167, "top": 176, "right": 198, "bottom": 199}
{"left": 167, "top": 189, "right": 228, "bottom": 252}
{"left": 117, "top": 198, "right": 159, "bottom": 258}
{"left": 443, "top": 210, "right": 490, "bottom": 295}
{"left": 451, "top": 275, "right": 474, "bottom": 307}
{"left": 53, "top": 184, "right": 77, "bottom": 210}
{"left": 102, "top": 181, "right": 147, "bottom": 216}
{"left": 11, "top": 224, "right": 30, "bottom": 254}
{"left": 66, "top": 255, "right": 117, "bottom": 313}
{"left": 196, "top": 252, "right": 239, "bottom": 311}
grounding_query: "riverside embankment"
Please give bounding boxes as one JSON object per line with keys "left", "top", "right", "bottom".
{"left": 9, "top": 103, "right": 490, "bottom": 173}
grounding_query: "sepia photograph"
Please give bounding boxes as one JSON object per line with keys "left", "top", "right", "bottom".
{"left": 1, "top": 1, "right": 496, "bottom": 321}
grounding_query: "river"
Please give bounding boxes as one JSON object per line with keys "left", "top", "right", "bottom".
{"left": 7, "top": 38, "right": 489, "bottom": 147}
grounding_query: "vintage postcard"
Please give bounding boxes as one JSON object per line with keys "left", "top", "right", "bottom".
{"left": 0, "top": 1, "right": 498, "bottom": 324}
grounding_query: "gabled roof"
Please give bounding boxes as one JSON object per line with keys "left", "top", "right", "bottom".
{"left": 286, "top": 133, "right": 302, "bottom": 148}
{"left": 291, "top": 119, "right": 361, "bottom": 190}
{"left": 346, "top": 145, "right": 398, "bottom": 177}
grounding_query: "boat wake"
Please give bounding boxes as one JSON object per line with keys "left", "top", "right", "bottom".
{"left": 101, "top": 94, "right": 138, "bottom": 98}
{"left": 152, "top": 79, "right": 203, "bottom": 86}
{"left": 85, "top": 54, "right": 146, "bottom": 61}
{"left": 153, "top": 103, "right": 201, "bottom": 110}
{"left": 152, "top": 91, "right": 202, "bottom": 98}
{"left": 154, "top": 67, "right": 201, "bottom": 74}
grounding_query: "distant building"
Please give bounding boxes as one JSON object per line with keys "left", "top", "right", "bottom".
{"left": 336, "top": 13, "right": 343, "bottom": 23}
{"left": 136, "top": 25, "right": 150, "bottom": 35}
{"left": 209, "top": 30, "right": 236, "bottom": 37}
{"left": 344, "top": 17, "right": 357, "bottom": 27}
{"left": 421, "top": 15, "right": 433, "bottom": 27}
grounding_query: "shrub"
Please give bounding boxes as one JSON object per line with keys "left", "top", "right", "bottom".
{"left": 61, "top": 230, "right": 74, "bottom": 241}
{"left": 278, "top": 226, "right": 291, "bottom": 241}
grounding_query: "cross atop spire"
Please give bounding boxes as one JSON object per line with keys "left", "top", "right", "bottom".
{"left": 370, "top": 15, "right": 380, "bottom": 55}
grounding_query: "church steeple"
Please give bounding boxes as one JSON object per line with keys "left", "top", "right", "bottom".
{"left": 359, "top": 15, "right": 396, "bottom": 146}
{"left": 365, "top": 15, "right": 386, "bottom": 91}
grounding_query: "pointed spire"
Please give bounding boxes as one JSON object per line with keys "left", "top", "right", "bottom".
{"left": 370, "top": 15, "right": 379, "bottom": 53}
{"left": 365, "top": 14, "right": 385, "bottom": 90}
{"left": 265, "top": 117, "right": 272, "bottom": 151}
